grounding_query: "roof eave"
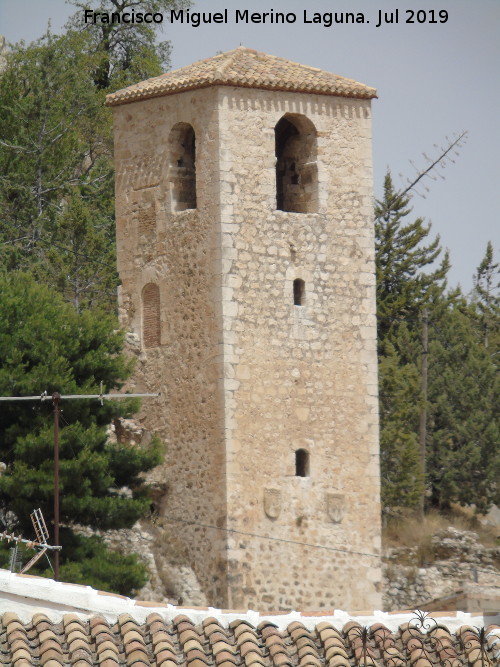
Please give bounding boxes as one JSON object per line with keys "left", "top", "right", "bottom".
{"left": 105, "top": 82, "right": 377, "bottom": 107}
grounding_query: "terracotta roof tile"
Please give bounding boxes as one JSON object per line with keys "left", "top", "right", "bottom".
{"left": 215, "top": 649, "right": 239, "bottom": 663}
{"left": 180, "top": 628, "right": 200, "bottom": 641}
{"left": 328, "top": 656, "right": 350, "bottom": 667}
{"left": 40, "top": 638, "right": 63, "bottom": 654}
{"left": 96, "top": 634, "right": 117, "bottom": 648}
{"left": 231, "top": 620, "right": 256, "bottom": 631}
{"left": 234, "top": 625, "right": 256, "bottom": 638}
{"left": 184, "top": 639, "right": 205, "bottom": 653}
{"left": 69, "top": 637, "right": 92, "bottom": 652}
{"left": 151, "top": 628, "right": 172, "bottom": 641}
{"left": 71, "top": 647, "right": 94, "bottom": 662}
{"left": 188, "top": 658, "right": 210, "bottom": 667}
{"left": 155, "top": 645, "right": 177, "bottom": 660}
{"left": 244, "top": 652, "right": 267, "bottom": 666}
{"left": 240, "top": 640, "right": 263, "bottom": 656}
{"left": 123, "top": 629, "right": 145, "bottom": 645}
{"left": 1, "top": 611, "right": 500, "bottom": 666}
{"left": 105, "top": 46, "right": 376, "bottom": 107}
{"left": 12, "top": 647, "right": 32, "bottom": 662}
{"left": 6, "top": 619, "right": 25, "bottom": 635}
{"left": 156, "top": 651, "right": 178, "bottom": 665}
{"left": 33, "top": 612, "right": 52, "bottom": 624}
{"left": 236, "top": 630, "right": 259, "bottom": 642}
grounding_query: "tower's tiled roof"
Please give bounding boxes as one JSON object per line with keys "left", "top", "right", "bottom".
{"left": 105, "top": 47, "right": 377, "bottom": 107}
{"left": 1, "top": 610, "right": 499, "bottom": 666}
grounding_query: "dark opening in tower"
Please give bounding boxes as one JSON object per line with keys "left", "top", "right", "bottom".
{"left": 295, "top": 449, "right": 310, "bottom": 477}
{"left": 275, "top": 114, "right": 318, "bottom": 213}
{"left": 293, "top": 278, "right": 305, "bottom": 306}
{"left": 169, "top": 122, "right": 196, "bottom": 211}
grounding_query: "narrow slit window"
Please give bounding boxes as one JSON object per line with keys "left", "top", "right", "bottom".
{"left": 293, "top": 279, "right": 305, "bottom": 306}
{"left": 295, "top": 449, "right": 310, "bottom": 477}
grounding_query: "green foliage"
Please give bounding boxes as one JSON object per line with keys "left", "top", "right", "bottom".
{"left": 471, "top": 240, "right": 500, "bottom": 352}
{"left": 375, "top": 171, "right": 447, "bottom": 512}
{"left": 375, "top": 172, "right": 449, "bottom": 341}
{"left": 66, "top": 0, "right": 187, "bottom": 90}
{"left": 0, "top": 532, "right": 147, "bottom": 595}
{"left": 0, "top": 272, "right": 161, "bottom": 594}
{"left": 376, "top": 172, "right": 500, "bottom": 515}
{"left": 426, "top": 301, "right": 500, "bottom": 512}
{"left": 379, "top": 337, "right": 422, "bottom": 509}
{"left": 0, "top": 0, "right": 183, "bottom": 310}
{"left": 58, "top": 534, "right": 148, "bottom": 595}
{"left": 0, "top": 0, "right": 178, "bottom": 595}
{"left": 0, "top": 30, "right": 116, "bottom": 309}
{"left": 35, "top": 195, "right": 118, "bottom": 311}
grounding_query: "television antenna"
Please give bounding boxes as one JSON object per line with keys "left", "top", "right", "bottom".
{"left": 2, "top": 508, "right": 61, "bottom": 574}
{"left": 0, "top": 386, "right": 159, "bottom": 580}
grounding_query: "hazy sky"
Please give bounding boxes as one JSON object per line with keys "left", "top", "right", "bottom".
{"left": 1, "top": 0, "right": 499, "bottom": 292}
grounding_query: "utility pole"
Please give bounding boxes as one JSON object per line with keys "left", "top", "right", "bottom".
{"left": 53, "top": 392, "right": 60, "bottom": 580}
{"left": 0, "top": 389, "right": 159, "bottom": 580}
{"left": 418, "top": 308, "right": 429, "bottom": 520}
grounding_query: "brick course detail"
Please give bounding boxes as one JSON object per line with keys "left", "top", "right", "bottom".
{"left": 142, "top": 283, "right": 161, "bottom": 348}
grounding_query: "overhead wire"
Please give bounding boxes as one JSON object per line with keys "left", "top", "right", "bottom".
{"left": 162, "top": 515, "right": 382, "bottom": 559}
{"left": 3, "top": 398, "right": 500, "bottom": 584}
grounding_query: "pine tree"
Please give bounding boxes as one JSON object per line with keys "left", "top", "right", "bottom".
{"left": 34, "top": 195, "right": 118, "bottom": 312}
{"left": 426, "top": 300, "right": 500, "bottom": 511}
{"left": 0, "top": 1, "right": 182, "bottom": 309}
{"left": 375, "top": 172, "right": 449, "bottom": 513}
{"left": 471, "top": 240, "right": 500, "bottom": 352}
{"left": 0, "top": 30, "right": 116, "bottom": 308}
{"left": 66, "top": 0, "right": 185, "bottom": 90}
{"left": 0, "top": 272, "right": 161, "bottom": 593}
{"left": 378, "top": 336, "right": 423, "bottom": 510}
{"left": 375, "top": 172, "right": 449, "bottom": 342}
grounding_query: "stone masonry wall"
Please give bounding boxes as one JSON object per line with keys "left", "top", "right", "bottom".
{"left": 216, "top": 87, "right": 381, "bottom": 611}
{"left": 113, "top": 83, "right": 381, "bottom": 611}
{"left": 114, "top": 87, "right": 228, "bottom": 605}
{"left": 384, "top": 528, "right": 500, "bottom": 610}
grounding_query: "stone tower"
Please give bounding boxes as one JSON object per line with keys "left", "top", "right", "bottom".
{"left": 107, "top": 47, "right": 381, "bottom": 611}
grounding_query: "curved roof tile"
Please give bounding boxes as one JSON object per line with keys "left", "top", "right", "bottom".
{"left": 105, "top": 46, "right": 377, "bottom": 106}
{"left": 2, "top": 612, "right": 499, "bottom": 667}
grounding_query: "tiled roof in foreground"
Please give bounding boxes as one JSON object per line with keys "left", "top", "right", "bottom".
{"left": 105, "top": 47, "right": 377, "bottom": 107}
{"left": 0, "top": 570, "right": 499, "bottom": 666}
{"left": 1, "top": 610, "right": 499, "bottom": 667}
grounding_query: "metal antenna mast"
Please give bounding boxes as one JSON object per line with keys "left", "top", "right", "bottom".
{"left": 1, "top": 508, "right": 61, "bottom": 574}
{"left": 0, "top": 388, "right": 159, "bottom": 580}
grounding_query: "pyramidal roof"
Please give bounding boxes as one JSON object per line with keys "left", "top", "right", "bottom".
{"left": 105, "top": 46, "right": 377, "bottom": 107}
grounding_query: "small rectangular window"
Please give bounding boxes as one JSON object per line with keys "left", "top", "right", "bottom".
{"left": 293, "top": 279, "right": 305, "bottom": 306}
{"left": 295, "top": 449, "right": 310, "bottom": 477}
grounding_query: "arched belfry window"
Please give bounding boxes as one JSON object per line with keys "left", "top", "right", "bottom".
{"left": 275, "top": 114, "right": 318, "bottom": 213}
{"left": 169, "top": 122, "right": 196, "bottom": 212}
{"left": 142, "top": 283, "right": 161, "bottom": 348}
{"left": 293, "top": 279, "right": 305, "bottom": 306}
{"left": 295, "top": 449, "right": 310, "bottom": 477}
